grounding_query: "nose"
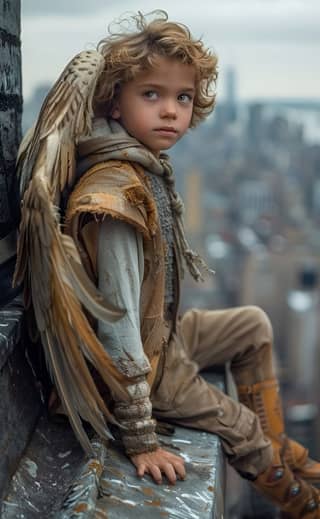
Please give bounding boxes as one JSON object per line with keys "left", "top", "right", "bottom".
{"left": 160, "top": 98, "right": 177, "bottom": 119}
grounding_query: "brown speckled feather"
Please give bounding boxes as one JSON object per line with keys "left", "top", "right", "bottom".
{"left": 14, "top": 51, "right": 130, "bottom": 454}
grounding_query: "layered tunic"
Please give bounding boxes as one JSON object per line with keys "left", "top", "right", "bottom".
{"left": 65, "top": 118, "right": 181, "bottom": 454}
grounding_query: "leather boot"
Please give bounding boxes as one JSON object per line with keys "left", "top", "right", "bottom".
{"left": 252, "top": 448, "right": 320, "bottom": 518}
{"left": 237, "top": 378, "right": 320, "bottom": 483}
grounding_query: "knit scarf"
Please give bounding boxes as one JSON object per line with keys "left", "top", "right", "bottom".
{"left": 76, "top": 118, "right": 213, "bottom": 282}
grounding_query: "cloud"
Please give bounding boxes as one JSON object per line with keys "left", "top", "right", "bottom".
{"left": 22, "top": 0, "right": 320, "bottom": 29}
{"left": 21, "top": 0, "right": 320, "bottom": 100}
{"left": 23, "top": 0, "right": 116, "bottom": 16}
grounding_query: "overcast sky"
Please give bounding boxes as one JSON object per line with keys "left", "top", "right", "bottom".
{"left": 21, "top": 0, "right": 320, "bottom": 102}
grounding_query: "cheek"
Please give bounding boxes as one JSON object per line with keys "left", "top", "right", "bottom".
{"left": 134, "top": 111, "right": 151, "bottom": 130}
{"left": 183, "top": 108, "right": 194, "bottom": 128}
{"left": 125, "top": 111, "right": 147, "bottom": 137}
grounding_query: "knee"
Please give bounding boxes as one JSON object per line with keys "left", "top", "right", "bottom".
{"left": 180, "top": 308, "right": 197, "bottom": 328}
{"left": 180, "top": 308, "right": 200, "bottom": 341}
{"left": 244, "top": 305, "right": 273, "bottom": 343}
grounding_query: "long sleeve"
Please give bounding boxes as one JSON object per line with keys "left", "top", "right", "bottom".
{"left": 97, "top": 216, "right": 158, "bottom": 455}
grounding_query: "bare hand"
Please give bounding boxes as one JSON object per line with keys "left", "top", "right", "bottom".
{"left": 130, "top": 447, "right": 186, "bottom": 485}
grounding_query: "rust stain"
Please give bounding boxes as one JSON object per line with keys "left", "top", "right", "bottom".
{"left": 88, "top": 460, "right": 100, "bottom": 470}
{"left": 207, "top": 485, "right": 214, "bottom": 492}
{"left": 160, "top": 512, "right": 169, "bottom": 518}
{"left": 88, "top": 460, "right": 103, "bottom": 477}
{"left": 141, "top": 486, "right": 155, "bottom": 496}
{"left": 144, "top": 498, "right": 162, "bottom": 507}
{"left": 74, "top": 502, "right": 88, "bottom": 512}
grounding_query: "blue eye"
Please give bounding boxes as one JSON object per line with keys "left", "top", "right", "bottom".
{"left": 178, "top": 93, "right": 193, "bottom": 103}
{"left": 143, "top": 91, "right": 158, "bottom": 100}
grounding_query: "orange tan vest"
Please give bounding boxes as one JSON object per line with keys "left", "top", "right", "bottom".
{"left": 65, "top": 159, "right": 175, "bottom": 387}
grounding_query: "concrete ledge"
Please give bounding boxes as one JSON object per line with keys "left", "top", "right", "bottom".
{"left": 2, "top": 373, "right": 226, "bottom": 518}
{"left": 0, "top": 298, "right": 41, "bottom": 500}
{"left": 1, "top": 416, "right": 84, "bottom": 518}
{"left": 2, "top": 418, "right": 225, "bottom": 519}
{"left": 94, "top": 424, "right": 225, "bottom": 519}
{"left": 0, "top": 297, "right": 23, "bottom": 369}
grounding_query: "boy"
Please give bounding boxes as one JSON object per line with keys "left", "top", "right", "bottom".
{"left": 16, "top": 11, "right": 320, "bottom": 518}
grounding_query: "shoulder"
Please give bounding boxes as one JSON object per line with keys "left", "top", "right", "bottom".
{"left": 73, "top": 159, "right": 144, "bottom": 194}
{"left": 65, "top": 160, "right": 155, "bottom": 237}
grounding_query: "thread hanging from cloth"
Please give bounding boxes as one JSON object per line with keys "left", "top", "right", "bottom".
{"left": 159, "top": 159, "right": 215, "bottom": 282}
{"left": 76, "top": 118, "right": 214, "bottom": 282}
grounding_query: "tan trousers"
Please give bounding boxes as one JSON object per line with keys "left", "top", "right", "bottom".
{"left": 152, "top": 305, "right": 275, "bottom": 478}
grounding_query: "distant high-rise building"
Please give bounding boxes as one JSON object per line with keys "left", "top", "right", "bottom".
{"left": 247, "top": 103, "right": 264, "bottom": 146}
{"left": 225, "top": 66, "right": 237, "bottom": 123}
{"left": 235, "top": 179, "right": 276, "bottom": 225}
{"left": 312, "top": 179, "right": 320, "bottom": 220}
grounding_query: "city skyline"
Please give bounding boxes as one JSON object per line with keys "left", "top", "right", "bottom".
{"left": 22, "top": 0, "right": 320, "bottom": 102}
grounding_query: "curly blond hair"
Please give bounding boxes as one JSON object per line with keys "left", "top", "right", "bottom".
{"left": 94, "top": 10, "right": 218, "bottom": 127}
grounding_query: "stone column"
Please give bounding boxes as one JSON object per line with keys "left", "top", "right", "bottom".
{"left": 0, "top": 0, "right": 22, "bottom": 305}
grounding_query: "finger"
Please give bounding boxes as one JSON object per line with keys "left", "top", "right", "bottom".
{"left": 136, "top": 463, "right": 146, "bottom": 478}
{"left": 163, "top": 451, "right": 185, "bottom": 465}
{"left": 149, "top": 464, "right": 162, "bottom": 485}
{"left": 173, "top": 460, "right": 186, "bottom": 480}
{"left": 162, "top": 463, "right": 177, "bottom": 485}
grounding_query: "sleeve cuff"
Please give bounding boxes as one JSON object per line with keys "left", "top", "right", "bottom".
{"left": 113, "top": 379, "right": 159, "bottom": 456}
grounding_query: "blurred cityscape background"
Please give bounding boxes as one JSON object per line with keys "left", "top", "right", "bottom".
{"left": 173, "top": 78, "right": 320, "bottom": 461}
{"left": 22, "top": 0, "right": 320, "bottom": 469}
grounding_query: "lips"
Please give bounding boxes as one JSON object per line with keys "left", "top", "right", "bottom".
{"left": 154, "top": 127, "right": 178, "bottom": 135}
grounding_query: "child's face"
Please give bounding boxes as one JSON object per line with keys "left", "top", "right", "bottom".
{"left": 111, "top": 56, "right": 196, "bottom": 156}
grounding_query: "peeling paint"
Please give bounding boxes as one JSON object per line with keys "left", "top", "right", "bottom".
{"left": 74, "top": 502, "right": 88, "bottom": 513}
{"left": 94, "top": 422, "right": 225, "bottom": 518}
{"left": 2, "top": 394, "right": 225, "bottom": 518}
{"left": 24, "top": 459, "right": 38, "bottom": 479}
{"left": 141, "top": 486, "right": 154, "bottom": 496}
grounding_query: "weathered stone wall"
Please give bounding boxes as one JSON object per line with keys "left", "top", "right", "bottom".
{"left": 0, "top": 0, "right": 22, "bottom": 304}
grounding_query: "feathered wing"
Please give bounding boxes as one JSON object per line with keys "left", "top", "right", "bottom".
{"left": 14, "top": 50, "right": 130, "bottom": 454}
{"left": 17, "top": 50, "right": 105, "bottom": 196}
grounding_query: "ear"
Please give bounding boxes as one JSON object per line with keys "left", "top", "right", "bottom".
{"left": 110, "top": 103, "right": 121, "bottom": 120}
